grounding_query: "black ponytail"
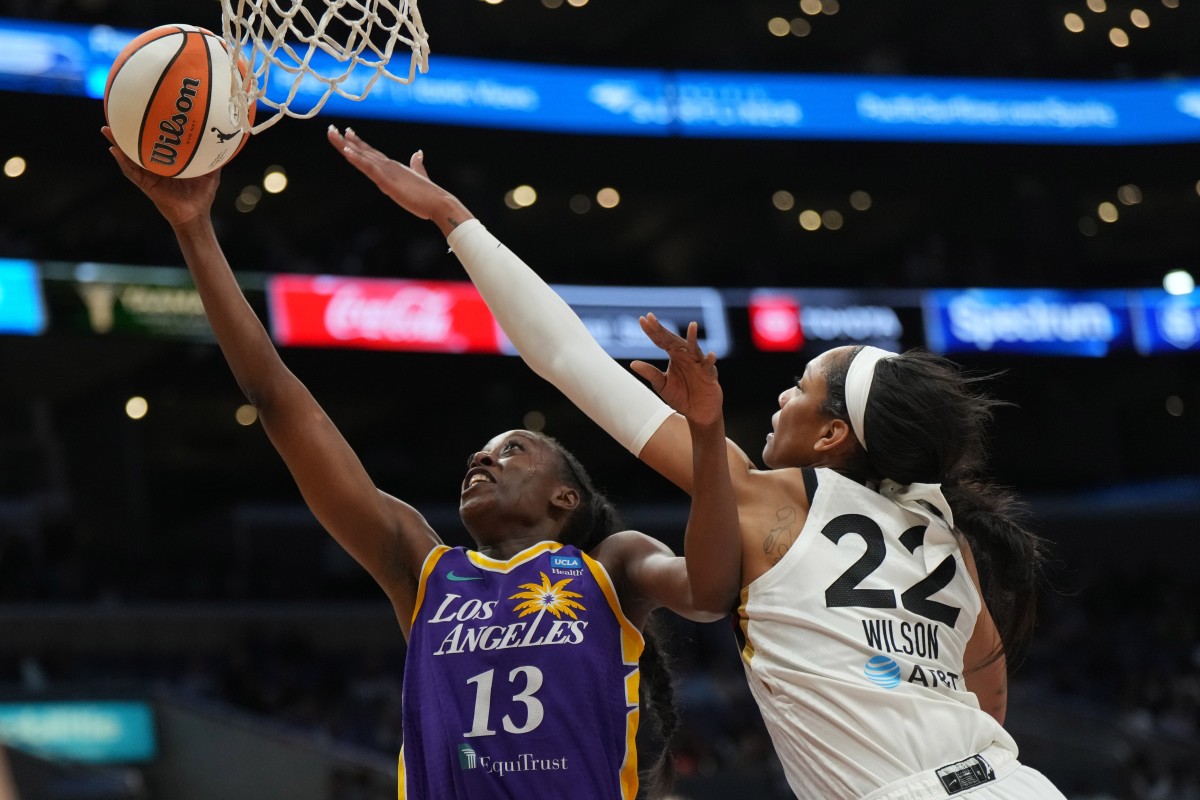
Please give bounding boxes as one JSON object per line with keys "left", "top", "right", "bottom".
{"left": 942, "top": 478, "right": 1044, "bottom": 664}
{"left": 824, "top": 348, "right": 1048, "bottom": 663}
{"left": 637, "top": 614, "right": 679, "bottom": 799}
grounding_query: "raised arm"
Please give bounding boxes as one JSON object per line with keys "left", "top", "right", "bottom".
{"left": 589, "top": 320, "right": 742, "bottom": 621}
{"left": 103, "top": 127, "right": 440, "bottom": 635}
{"left": 328, "top": 128, "right": 757, "bottom": 494}
{"left": 628, "top": 319, "right": 743, "bottom": 614}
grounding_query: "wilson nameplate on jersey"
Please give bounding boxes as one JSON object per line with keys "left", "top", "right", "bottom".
{"left": 935, "top": 754, "right": 996, "bottom": 794}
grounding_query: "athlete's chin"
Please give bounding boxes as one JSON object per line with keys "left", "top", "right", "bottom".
{"left": 459, "top": 495, "right": 492, "bottom": 526}
{"left": 762, "top": 437, "right": 780, "bottom": 469}
{"left": 762, "top": 443, "right": 800, "bottom": 471}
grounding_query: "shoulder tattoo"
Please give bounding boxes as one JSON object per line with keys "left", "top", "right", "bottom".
{"left": 762, "top": 505, "right": 799, "bottom": 564}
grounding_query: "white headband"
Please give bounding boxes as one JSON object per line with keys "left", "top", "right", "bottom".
{"left": 844, "top": 346, "right": 897, "bottom": 451}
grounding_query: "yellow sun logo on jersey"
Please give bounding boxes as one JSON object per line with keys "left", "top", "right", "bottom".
{"left": 509, "top": 572, "right": 586, "bottom": 619}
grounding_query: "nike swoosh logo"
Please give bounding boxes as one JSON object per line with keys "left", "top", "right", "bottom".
{"left": 447, "top": 571, "right": 483, "bottom": 582}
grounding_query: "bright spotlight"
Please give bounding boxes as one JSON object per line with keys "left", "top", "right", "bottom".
{"left": 125, "top": 396, "right": 149, "bottom": 420}
{"left": 263, "top": 167, "right": 288, "bottom": 194}
{"left": 3, "top": 157, "right": 25, "bottom": 178}
{"left": 235, "top": 404, "right": 259, "bottom": 426}
{"left": 1163, "top": 269, "right": 1195, "bottom": 296}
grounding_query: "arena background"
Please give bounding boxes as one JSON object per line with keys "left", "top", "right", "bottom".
{"left": 0, "top": 1, "right": 1199, "bottom": 797}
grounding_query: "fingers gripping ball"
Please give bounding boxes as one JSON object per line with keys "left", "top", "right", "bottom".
{"left": 104, "top": 24, "right": 256, "bottom": 178}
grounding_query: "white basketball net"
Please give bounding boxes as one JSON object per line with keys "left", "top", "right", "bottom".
{"left": 220, "top": 0, "right": 430, "bottom": 135}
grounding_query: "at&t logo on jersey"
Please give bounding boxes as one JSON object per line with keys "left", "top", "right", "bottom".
{"left": 550, "top": 554, "right": 583, "bottom": 576}
{"left": 863, "top": 655, "right": 902, "bottom": 689}
{"left": 862, "top": 653, "right": 961, "bottom": 692}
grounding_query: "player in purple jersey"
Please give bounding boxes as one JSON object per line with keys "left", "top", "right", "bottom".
{"left": 103, "top": 127, "right": 730, "bottom": 800}
{"left": 325, "top": 128, "right": 1065, "bottom": 799}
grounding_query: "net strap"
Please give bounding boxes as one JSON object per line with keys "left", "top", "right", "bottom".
{"left": 220, "top": 0, "right": 430, "bottom": 135}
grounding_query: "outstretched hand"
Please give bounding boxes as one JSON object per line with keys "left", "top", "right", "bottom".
{"left": 101, "top": 126, "right": 219, "bottom": 227}
{"left": 630, "top": 313, "right": 724, "bottom": 427}
{"left": 327, "top": 126, "right": 471, "bottom": 236}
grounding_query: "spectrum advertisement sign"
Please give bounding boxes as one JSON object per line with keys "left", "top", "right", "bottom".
{"left": 924, "top": 288, "right": 1136, "bottom": 357}
{"left": 1132, "top": 289, "right": 1200, "bottom": 354}
{"left": 267, "top": 275, "right": 503, "bottom": 353}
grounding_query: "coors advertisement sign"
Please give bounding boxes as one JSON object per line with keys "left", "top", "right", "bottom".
{"left": 267, "top": 275, "right": 503, "bottom": 353}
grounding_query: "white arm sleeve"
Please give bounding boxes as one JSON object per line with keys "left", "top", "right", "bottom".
{"left": 447, "top": 218, "right": 674, "bottom": 455}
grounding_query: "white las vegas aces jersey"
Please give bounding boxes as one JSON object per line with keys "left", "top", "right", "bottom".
{"left": 737, "top": 467, "right": 1019, "bottom": 799}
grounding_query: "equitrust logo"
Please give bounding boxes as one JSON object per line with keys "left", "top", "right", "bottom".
{"left": 455, "top": 745, "right": 570, "bottom": 776}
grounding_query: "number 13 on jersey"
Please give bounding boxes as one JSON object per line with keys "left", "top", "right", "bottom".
{"left": 463, "top": 666, "right": 546, "bottom": 738}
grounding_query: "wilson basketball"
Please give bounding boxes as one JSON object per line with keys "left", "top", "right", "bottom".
{"left": 104, "top": 24, "right": 255, "bottom": 179}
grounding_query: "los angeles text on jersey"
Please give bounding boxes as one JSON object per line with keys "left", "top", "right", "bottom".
{"left": 430, "top": 593, "right": 587, "bottom": 656}
{"left": 862, "top": 618, "right": 961, "bottom": 690}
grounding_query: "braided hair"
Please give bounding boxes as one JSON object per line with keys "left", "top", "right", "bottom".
{"left": 821, "top": 348, "right": 1047, "bottom": 666}
{"left": 533, "top": 433, "right": 680, "bottom": 799}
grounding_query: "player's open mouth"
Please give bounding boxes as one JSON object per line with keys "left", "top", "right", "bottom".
{"left": 463, "top": 468, "right": 495, "bottom": 491}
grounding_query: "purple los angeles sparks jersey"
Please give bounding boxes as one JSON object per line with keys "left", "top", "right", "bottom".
{"left": 399, "top": 542, "right": 644, "bottom": 799}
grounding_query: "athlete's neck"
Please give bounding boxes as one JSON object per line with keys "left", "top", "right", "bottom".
{"left": 474, "top": 535, "right": 559, "bottom": 561}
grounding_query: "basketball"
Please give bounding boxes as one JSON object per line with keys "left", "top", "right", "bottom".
{"left": 104, "top": 24, "right": 255, "bottom": 179}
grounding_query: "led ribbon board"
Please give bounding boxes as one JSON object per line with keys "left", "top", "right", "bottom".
{"left": 2, "top": 18, "right": 1199, "bottom": 144}
{"left": 0, "top": 701, "right": 156, "bottom": 763}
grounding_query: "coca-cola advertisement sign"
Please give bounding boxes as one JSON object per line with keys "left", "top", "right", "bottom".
{"left": 267, "top": 275, "right": 503, "bottom": 353}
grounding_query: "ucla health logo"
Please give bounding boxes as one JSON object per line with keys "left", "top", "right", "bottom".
{"left": 864, "top": 655, "right": 902, "bottom": 689}
{"left": 550, "top": 554, "right": 583, "bottom": 574}
{"left": 457, "top": 743, "right": 478, "bottom": 770}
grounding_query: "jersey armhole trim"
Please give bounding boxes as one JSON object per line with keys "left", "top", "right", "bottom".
{"left": 411, "top": 544, "right": 451, "bottom": 628}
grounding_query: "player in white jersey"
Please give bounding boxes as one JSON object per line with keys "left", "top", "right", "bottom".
{"left": 640, "top": 328, "right": 1068, "bottom": 799}
{"left": 326, "top": 129, "right": 1068, "bottom": 799}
